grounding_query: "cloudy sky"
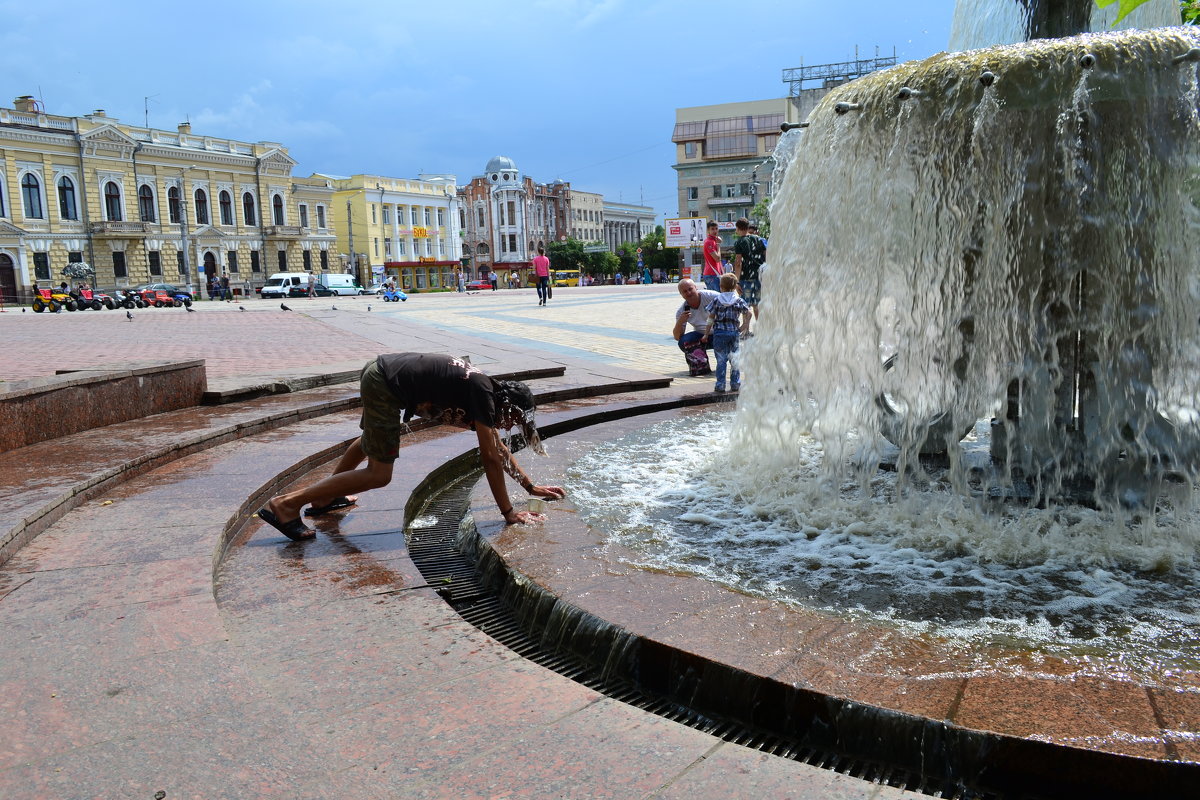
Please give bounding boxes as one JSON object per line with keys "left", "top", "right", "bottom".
{"left": 2, "top": 0, "right": 959, "bottom": 221}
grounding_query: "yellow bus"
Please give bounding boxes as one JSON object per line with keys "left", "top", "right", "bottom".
{"left": 552, "top": 270, "right": 580, "bottom": 287}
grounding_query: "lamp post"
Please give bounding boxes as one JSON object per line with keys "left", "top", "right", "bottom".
{"left": 178, "top": 165, "right": 197, "bottom": 295}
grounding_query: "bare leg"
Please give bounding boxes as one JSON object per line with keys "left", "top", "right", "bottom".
{"left": 264, "top": 437, "right": 394, "bottom": 523}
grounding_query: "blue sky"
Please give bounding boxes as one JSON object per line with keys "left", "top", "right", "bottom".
{"left": 0, "top": 0, "right": 956, "bottom": 222}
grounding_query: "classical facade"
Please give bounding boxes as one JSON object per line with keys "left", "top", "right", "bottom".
{"left": 569, "top": 190, "right": 603, "bottom": 243}
{"left": 457, "top": 156, "right": 569, "bottom": 283}
{"left": 603, "top": 201, "right": 655, "bottom": 251}
{"left": 324, "top": 173, "right": 460, "bottom": 292}
{"left": 0, "top": 96, "right": 336, "bottom": 302}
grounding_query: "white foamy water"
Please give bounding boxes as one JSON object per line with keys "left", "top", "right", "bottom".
{"left": 568, "top": 412, "right": 1200, "bottom": 675}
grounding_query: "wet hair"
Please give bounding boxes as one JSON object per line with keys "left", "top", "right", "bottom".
{"left": 496, "top": 380, "right": 545, "bottom": 455}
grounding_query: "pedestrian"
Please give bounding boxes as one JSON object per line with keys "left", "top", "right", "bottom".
{"left": 256, "top": 353, "right": 565, "bottom": 540}
{"left": 672, "top": 278, "right": 719, "bottom": 376}
{"left": 614, "top": 271, "right": 623, "bottom": 285}
{"left": 732, "top": 218, "right": 765, "bottom": 333}
{"left": 704, "top": 273, "right": 752, "bottom": 392}
{"left": 702, "top": 220, "right": 722, "bottom": 292}
{"left": 307, "top": 271, "right": 316, "bottom": 298}
{"left": 533, "top": 246, "right": 550, "bottom": 306}
{"left": 489, "top": 269, "right": 498, "bottom": 291}
{"left": 220, "top": 272, "right": 232, "bottom": 302}
{"left": 643, "top": 266, "right": 652, "bottom": 285}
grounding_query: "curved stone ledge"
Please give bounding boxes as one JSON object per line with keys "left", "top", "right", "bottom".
{"left": 445, "top": 403, "right": 1199, "bottom": 799}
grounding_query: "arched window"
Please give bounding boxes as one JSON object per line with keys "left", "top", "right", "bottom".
{"left": 242, "top": 192, "right": 256, "bottom": 226}
{"left": 57, "top": 176, "right": 77, "bottom": 220}
{"left": 168, "top": 186, "right": 181, "bottom": 223}
{"left": 194, "top": 188, "right": 208, "bottom": 225}
{"left": 272, "top": 194, "right": 284, "bottom": 225}
{"left": 104, "top": 181, "right": 122, "bottom": 221}
{"left": 219, "top": 190, "right": 233, "bottom": 225}
{"left": 138, "top": 184, "right": 156, "bottom": 222}
{"left": 21, "top": 173, "right": 43, "bottom": 219}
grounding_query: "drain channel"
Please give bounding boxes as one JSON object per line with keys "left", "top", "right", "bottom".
{"left": 403, "top": 475, "right": 1019, "bottom": 800}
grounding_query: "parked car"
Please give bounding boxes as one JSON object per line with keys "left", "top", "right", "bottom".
{"left": 286, "top": 283, "right": 334, "bottom": 298}
{"left": 320, "top": 273, "right": 367, "bottom": 296}
{"left": 134, "top": 283, "right": 193, "bottom": 301}
{"left": 465, "top": 279, "right": 492, "bottom": 291}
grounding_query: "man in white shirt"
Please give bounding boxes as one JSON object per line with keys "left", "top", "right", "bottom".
{"left": 672, "top": 278, "right": 719, "bottom": 376}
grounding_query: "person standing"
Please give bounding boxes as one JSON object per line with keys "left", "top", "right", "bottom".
{"left": 672, "top": 278, "right": 719, "bottom": 376}
{"left": 702, "top": 220, "right": 723, "bottom": 291}
{"left": 220, "top": 272, "right": 232, "bottom": 302}
{"left": 489, "top": 269, "right": 498, "bottom": 291}
{"left": 732, "top": 218, "right": 765, "bottom": 333}
{"left": 533, "top": 246, "right": 550, "bottom": 305}
{"left": 704, "top": 273, "right": 752, "bottom": 392}
{"left": 457, "top": 269, "right": 467, "bottom": 293}
{"left": 307, "top": 271, "right": 316, "bottom": 298}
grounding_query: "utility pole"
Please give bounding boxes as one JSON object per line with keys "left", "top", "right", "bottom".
{"left": 178, "top": 166, "right": 196, "bottom": 294}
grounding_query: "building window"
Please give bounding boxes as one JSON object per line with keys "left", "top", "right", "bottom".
{"left": 316, "top": 205, "right": 325, "bottom": 228}
{"left": 176, "top": 250, "right": 186, "bottom": 276}
{"left": 104, "top": 181, "right": 123, "bottom": 221}
{"left": 21, "top": 173, "right": 43, "bottom": 219}
{"left": 371, "top": 204, "right": 377, "bottom": 224}
{"left": 33, "top": 251, "right": 50, "bottom": 280}
{"left": 250, "top": 250, "right": 261, "bottom": 273}
{"left": 277, "top": 249, "right": 287, "bottom": 270}
{"left": 374, "top": 237, "right": 379, "bottom": 257}
{"left": 58, "top": 177, "right": 78, "bottom": 220}
{"left": 302, "top": 249, "right": 312, "bottom": 271}
{"left": 272, "top": 194, "right": 284, "bottom": 225}
{"left": 195, "top": 188, "right": 209, "bottom": 225}
{"left": 227, "top": 251, "right": 239, "bottom": 273}
{"left": 459, "top": 208, "right": 465, "bottom": 229}
{"left": 219, "top": 191, "right": 233, "bottom": 225}
{"left": 397, "top": 239, "right": 405, "bottom": 256}
{"left": 243, "top": 192, "right": 256, "bottom": 225}
{"left": 139, "top": 185, "right": 156, "bottom": 222}
{"left": 423, "top": 208, "right": 430, "bottom": 226}
{"left": 168, "top": 187, "right": 181, "bottom": 223}
{"left": 384, "top": 237, "right": 392, "bottom": 257}
{"left": 506, "top": 202, "right": 515, "bottom": 225}
{"left": 68, "top": 251, "right": 83, "bottom": 264}
{"left": 685, "top": 142, "right": 697, "bottom": 158}
{"left": 411, "top": 207, "right": 419, "bottom": 225}
{"left": 320, "top": 250, "right": 328, "bottom": 270}
{"left": 477, "top": 207, "right": 484, "bottom": 227}
{"left": 299, "top": 204, "right": 308, "bottom": 229}
{"left": 712, "top": 185, "right": 721, "bottom": 198}
{"left": 382, "top": 206, "right": 389, "bottom": 224}
{"left": 148, "top": 250, "right": 162, "bottom": 276}
{"left": 437, "top": 208, "right": 444, "bottom": 226}
{"left": 687, "top": 187, "right": 698, "bottom": 201}
{"left": 112, "top": 251, "right": 127, "bottom": 278}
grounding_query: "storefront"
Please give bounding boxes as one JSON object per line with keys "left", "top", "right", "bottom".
{"left": 384, "top": 260, "right": 460, "bottom": 291}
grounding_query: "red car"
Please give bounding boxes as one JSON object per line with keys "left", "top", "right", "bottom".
{"left": 465, "top": 279, "right": 493, "bottom": 291}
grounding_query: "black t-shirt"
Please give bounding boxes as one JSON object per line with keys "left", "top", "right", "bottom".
{"left": 376, "top": 353, "right": 497, "bottom": 428}
{"left": 733, "top": 234, "right": 765, "bottom": 282}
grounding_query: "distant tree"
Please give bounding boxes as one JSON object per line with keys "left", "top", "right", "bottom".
{"left": 1184, "top": 0, "right": 1200, "bottom": 23}
{"left": 751, "top": 197, "right": 772, "bottom": 238}
{"left": 1094, "top": 0, "right": 1173, "bottom": 22}
{"left": 547, "top": 238, "right": 585, "bottom": 271}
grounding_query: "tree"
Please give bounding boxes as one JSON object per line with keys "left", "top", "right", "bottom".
{"left": 1184, "top": 0, "right": 1200, "bottom": 23}
{"left": 751, "top": 197, "right": 772, "bottom": 238}
{"left": 546, "top": 238, "right": 585, "bottom": 271}
{"left": 1095, "top": 0, "right": 1178, "bottom": 22}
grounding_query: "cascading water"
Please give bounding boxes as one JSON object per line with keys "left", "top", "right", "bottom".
{"left": 736, "top": 26, "right": 1200, "bottom": 510}
{"left": 569, "top": 25, "right": 1200, "bottom": 677}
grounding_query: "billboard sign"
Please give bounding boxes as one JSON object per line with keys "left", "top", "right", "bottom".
{"left": 665, "top": 217, "right": 707, "bottom": 248}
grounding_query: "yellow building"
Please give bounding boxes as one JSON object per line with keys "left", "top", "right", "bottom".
{"left": 322, "top": 173, "right": 460, "bottom": 292}
{"left": 0, "top": 95, "right": 336, "bottom": 301}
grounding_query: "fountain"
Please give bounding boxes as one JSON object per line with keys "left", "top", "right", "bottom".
{"left": 739, "top": 13, "right": 1200, "bottom": 511}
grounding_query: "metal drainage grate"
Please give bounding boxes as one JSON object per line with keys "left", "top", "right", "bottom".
{"left": 404, "top": 476, "right": 1006, "bottom": 800}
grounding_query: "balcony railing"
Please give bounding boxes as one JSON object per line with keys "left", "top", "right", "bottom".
{"left": 89, "top": 221, "right": 149, "bottom": 235}
{"left": 264, "top": 225, "right": 303, "bottom": 237}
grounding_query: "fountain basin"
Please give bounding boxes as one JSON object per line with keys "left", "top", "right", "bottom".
{"left": 454, "top": 406, "right": 1199, "bottom": 797}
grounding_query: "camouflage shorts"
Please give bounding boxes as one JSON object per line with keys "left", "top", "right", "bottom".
{"left": 739, "top": 279, "right": 761, "bottom": 306}
{"left": 358, "top": 358, "right": 402, "bottom": 463}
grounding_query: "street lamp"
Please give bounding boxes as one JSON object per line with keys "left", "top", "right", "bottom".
{"left": 178, "top": 165, "right": 197, "bottom": 294}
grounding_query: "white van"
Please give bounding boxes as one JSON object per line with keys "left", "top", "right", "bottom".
{"left": 259, "top": 272, "right": 311, "bottom": 299}
{"left": 321, "top": 273, "right": 366, "bottom": 296}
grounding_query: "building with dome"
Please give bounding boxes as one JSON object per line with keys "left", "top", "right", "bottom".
{"left": 457, "top": 156, "right": 569, "bottom": 284}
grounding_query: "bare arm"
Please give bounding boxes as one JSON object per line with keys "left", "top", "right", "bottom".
{"left": 733, "top": 253, "right": 743, "bottom": 281}
{"left": 476, "top": 424, "right": 564, "bottom": 525}
{"left": 673, "top": 310, "right": 688, "bottom": 341}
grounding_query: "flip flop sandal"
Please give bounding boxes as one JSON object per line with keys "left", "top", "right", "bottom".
{"left": 256, "top": 508, "right": 315, "bottom": 541}
{"left": 303, "top": 496, "right": 357, "bottom": 517}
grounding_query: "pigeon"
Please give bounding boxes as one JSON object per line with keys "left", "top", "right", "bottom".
{"left": 280, "top": 303, "right": 291, "bottom": 311}
{"left": 367, "top": 305, "right": 371, "bottom": 312}
{"left": 331, "top": 305, "right": 338, "bottom": 311}
{"left": 126, "top": 310, "right": 133, "bottom": 320}
{"left": 21, "top": 307, "right": 25, "bottom": 313}
{"left": 186, "top": 305, "right": 196, "bottom": 312}
{"left": 239, "top": 305, "right": 246, "bottom": 312}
